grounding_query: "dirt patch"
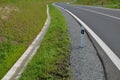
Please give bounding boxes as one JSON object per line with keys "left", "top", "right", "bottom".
{"left": 0, "top": 36, "right": 19, "bottom": 45}
{"left": 0, "top": 36, "right": 7, "bottom": 43}
{"left": 0, "top": 5, "right": 19, "bottom": 20}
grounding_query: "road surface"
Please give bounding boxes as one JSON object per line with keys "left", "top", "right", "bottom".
{"left": 56, "top": 3, "right": 120, "bottom": 57}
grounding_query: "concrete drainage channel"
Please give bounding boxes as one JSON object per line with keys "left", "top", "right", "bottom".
{"left": 54, "top": 3, "right": 120, "bottom": 80}
{"left": 2, "top": 5, "right": 51, "bottom": 80}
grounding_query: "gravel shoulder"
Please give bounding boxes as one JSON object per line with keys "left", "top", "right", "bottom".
{"left": 56, "top": 6, "right": 105, "bottom": 80}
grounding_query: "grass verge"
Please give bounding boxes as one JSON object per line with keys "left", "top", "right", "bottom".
{"left": 0, "top": 0, "right": 70, "bottom": 79}
{"left": 74, "top": 0, "right": 120, "bottom": 9}
{"left": 20, "top": 5, "right": 71, "bottom": 80}
{"left": 104, "top": 4, "right": 120, "bottom": 9}
{"left": 0, "top": 1, "right": 46, "bottom": 78}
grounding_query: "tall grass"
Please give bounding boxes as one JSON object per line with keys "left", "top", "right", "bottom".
{"left": 20, "top": 5, "right": 71, "bottom": 80}
{"left": 0, "top": 0, "right": 69, "bottom": 79}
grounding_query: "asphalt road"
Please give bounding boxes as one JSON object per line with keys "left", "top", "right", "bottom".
{"left": 56, "top": 3, "right": 120, "bottom": 60}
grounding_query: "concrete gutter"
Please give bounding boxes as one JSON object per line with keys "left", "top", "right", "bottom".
{"left": 2, "top": 5, "right": 51, "bottom": 80}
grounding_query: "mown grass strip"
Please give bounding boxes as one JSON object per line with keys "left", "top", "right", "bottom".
{"left": 20, "top": 5, "right": 71, "bottom": 80}
{"left": 104, "top": 4, "right": 120, "bottom": 9}
{"left": 74, "top": 0, "right": 120, "bottom": 7}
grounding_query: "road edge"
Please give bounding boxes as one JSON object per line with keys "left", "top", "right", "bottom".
{"left": 55, "top": 5, "right": 105, "bottom": 80}
{"left": 54, "top": 3, "right": 120, "bottom": 71}
{"left": 54, "top": 3, "right": 120, "bottom": 80}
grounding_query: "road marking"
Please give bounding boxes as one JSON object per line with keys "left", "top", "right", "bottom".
{"left": 2, "top": 5, "right": 51, "bottom": 80}
{"left": 75, "top": 7, "right": 120, "bottom": 20}
{"left": 55, "top": 4, "right": 120, "bottom": 71}
{"left": 70, "top": 3, "right": 120, "bottom": 11}
{"left": 86, "top": 6, "right": 120, "bottom": 12}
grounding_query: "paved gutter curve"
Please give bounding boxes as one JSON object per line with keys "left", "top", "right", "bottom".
{"left": 2, "top": 5, "right": 51, "bottom": 80}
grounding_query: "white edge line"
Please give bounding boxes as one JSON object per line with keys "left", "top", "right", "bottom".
{"left": 2, "top": 5, "right": 51, "bottom": 80}
{"left": 70, "top": 3, "right": 120, "bottom": 11}
{"left": 54, "top": 4, "right": 120, "bottom": 71}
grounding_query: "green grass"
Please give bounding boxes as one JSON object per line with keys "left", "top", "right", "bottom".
{"left": 20, "top": 5, "right": 71, "bottom": 80}
{"left": 0, "top": 1, "right": 46, "bottom": 78}
{"left": 75, "top": 0, "right": 120, "bottom": 7}
{"left": 0, "top": 0, "right": 69, "bottom": 79}
{"left": 104, "top": 4, "right": 120, "bottom": 9}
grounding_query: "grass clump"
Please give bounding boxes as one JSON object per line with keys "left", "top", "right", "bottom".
{"left": 20, "top": 5, "right": 71, "bottom": 80}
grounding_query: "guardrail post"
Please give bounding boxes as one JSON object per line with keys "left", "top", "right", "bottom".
{"left": 80, "top": 26, "right": 85, "bottom": 48}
